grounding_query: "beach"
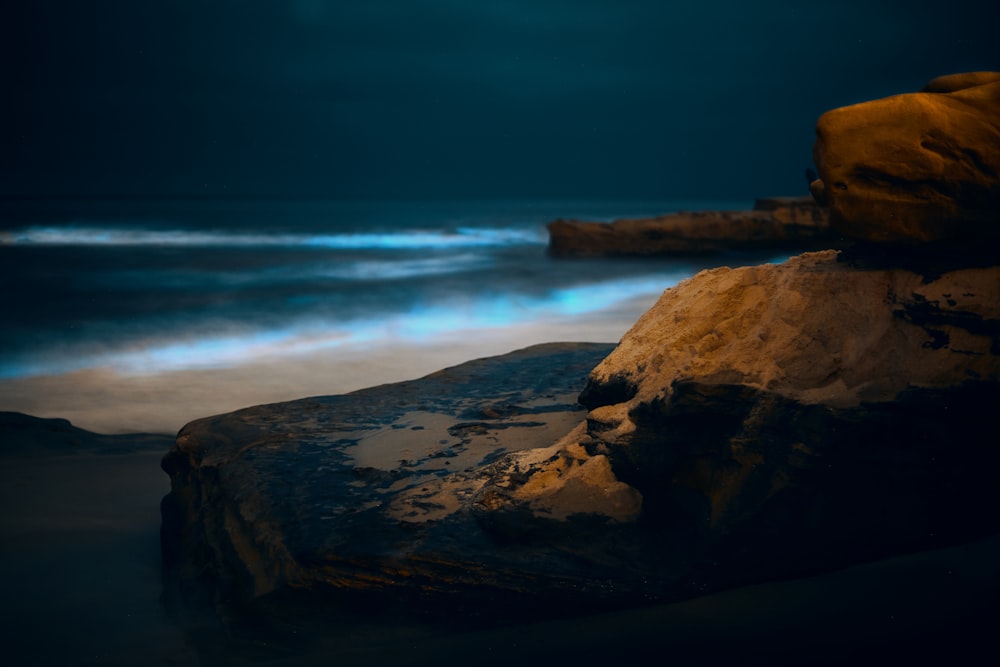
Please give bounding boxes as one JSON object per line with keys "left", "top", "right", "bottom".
{"left": 2, "top": 198, "right": 998, "bottom": 665}
{"left": 0, "top": 419, "right": 189, "bottom": 665}
{"left": 0, "top": 198, "right": 758, "bottom": 434}
{"left": 7, "top": 0, "right": 999, "bottom": 661}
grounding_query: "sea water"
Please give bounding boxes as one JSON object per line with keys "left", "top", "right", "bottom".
{"left": 0, "top": 198, "right": 766, "bottom": 432}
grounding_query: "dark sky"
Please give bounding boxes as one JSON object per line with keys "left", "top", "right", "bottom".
{"left": 2, "top": 0, "right": 996, "bottom": 201}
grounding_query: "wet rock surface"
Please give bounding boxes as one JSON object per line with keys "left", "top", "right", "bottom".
{"left": 161, "top": 342, "right": 677, "bottom": 625}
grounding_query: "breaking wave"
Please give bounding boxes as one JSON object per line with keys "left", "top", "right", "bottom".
{"left": 1, "top": 225, "right": 547, "bottom": 249}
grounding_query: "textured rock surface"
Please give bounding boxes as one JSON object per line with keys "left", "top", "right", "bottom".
{"left": 160, "top": 343, "right": 673, "bottom": 619}
{"left": 812, "top": 73, "right": 1000, "bottom": 244}
{"left": 161, "top": 76, "right": 1000, "bottom": 639}
{"left": 575, "top": 250, "right": 1000, "bottom": 588}
{"left": 162, "top": 254, "right": 1000, "bottom": 635}
{"left": 162, "top": 250, "right": 1000, "bottom": 622}
{"left": 921, "top": 71, "right": 1000, "bottom": 94}
{"left": 583, "top": 250, "right": 999, "bottom": 410}
{"left": 547, "top": 196, "right": 839, "bottom": 257}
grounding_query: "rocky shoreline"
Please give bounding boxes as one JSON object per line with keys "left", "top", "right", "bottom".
{"left": 155, "top": 73, "right": 1000, "bottom": 649}
{"left": 159, "top": 342, "right": 633, "bottom": 619}
{"left": 4, "top": 394, "right": 999, "bottom": 665}
{"left": 159, "top": 251, "right": 1000, "bottom": 623}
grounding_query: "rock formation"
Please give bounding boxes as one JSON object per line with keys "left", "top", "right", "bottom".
{"left": 161, "top": 74, "right": 1000, "bottom": 636}
{"left": 161, "top": 343, "right": 663, "bottom": 619}
{"left": 547, "top": 196, "right": 841, "bottom": 257}
{"left": 0, "top": 411, "right": 172, "bottom": 456}
{"left": 160, "top": 257, "right": 1000, "bottom": 624}
{"left": 570, "top": 249, "right": 1000, "bottom": 589}
{"left": 811, "top": 71, "right": 1000, "bottom": 244}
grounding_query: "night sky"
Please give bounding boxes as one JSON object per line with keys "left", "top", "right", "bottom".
{"left": 2, "top": 0, "right": 996, "bottom": 201}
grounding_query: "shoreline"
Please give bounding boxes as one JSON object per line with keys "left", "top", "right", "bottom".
{"left": 0, "top": 311, "right": 652, "bottom": 435}
{"left": 0, "top": 432, "right": 192, "bottom": 665}
{"left": 1, "top": 196, "right": 802, "bottom": 435}
{"left": 2, "top": 405, "right": 997, "bottom": 665}
{"left": 5, "top": 211, "right": 999, "bottom": 662}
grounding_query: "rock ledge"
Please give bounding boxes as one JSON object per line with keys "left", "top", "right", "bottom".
{"left": 547, "top": 196, "right": 840, "bottom": 257}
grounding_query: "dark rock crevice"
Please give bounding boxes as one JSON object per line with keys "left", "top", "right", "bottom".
{"left": 596, "top": 381, "right": 1000, "bottom": 580}
{"left": 578, "top": 372, "right": 638, "bottom": 410}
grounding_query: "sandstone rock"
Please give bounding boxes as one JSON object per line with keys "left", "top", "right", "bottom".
{"left": 812, "top": 73, "right": 1000, "bottom": 244}
{"left": 576, "top": 250, "right": 1000, "bottom": 588}
{"left": 921, "top": 71, "right": 1000, "bottom": 93}
{"left": 160, "top": 342, "right": 667, "bottom": 620}
{"left": 584, "top": 250, "right": 999, "bottom": 409}
{"left": 547, "top": 196, "right": 838, "bottom": 258}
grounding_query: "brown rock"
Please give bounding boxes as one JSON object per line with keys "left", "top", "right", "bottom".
{"left": 584, "top": 251, "right": 1000, "bottom": 409}
{"left": 577, "top": 250, "right": 1000, "bottom": 587}
{"left": 921, "top": 71, "right": 1000, "bottom": 93}
{"left": 812, "top": 73, "right": 1000, "bottom": 244}
{"left": 547, "top": 197, "right": 837, "bottom": 258}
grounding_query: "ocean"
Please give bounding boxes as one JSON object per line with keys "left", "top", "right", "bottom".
{"left": 0, "top": 198, "right": 772, "bottom": 433}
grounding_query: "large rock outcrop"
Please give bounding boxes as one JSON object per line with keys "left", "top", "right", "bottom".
{"left": 811, "top": 72, "right": 1000, "bottom": 244}
{"left": 568, "top": 249, "right": 1000, "bottom": 588}
{"left": 161, "top": 343, "right": 661, "bottom": 619}
{"left": 161, "top": 73, "right": 1000, "bottom": 640}
{"left": 161, "top": 252, "right": 1000, "bottom": 627}
{"left": 547, "top": 196, "right": 840, "bottom": 257}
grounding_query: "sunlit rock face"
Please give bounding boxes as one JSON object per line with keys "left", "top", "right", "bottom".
{"left": 811, "top": 72, "right": 1000, "bottom": 244}
{"left": 579, "top": 250, "right": 1000, "bottom": 588}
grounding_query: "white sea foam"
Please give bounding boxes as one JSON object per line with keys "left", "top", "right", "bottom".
{"left": 3, "top": 225, "right": 547, "bottom": 249}
{"left": 0, "top": 273, "right": 679, "bottom": 379}
{"left": 0, "top": 200, "right": 755, "bottom": 432}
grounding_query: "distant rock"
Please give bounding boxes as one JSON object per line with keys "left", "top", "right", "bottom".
{"left": 0, "top": 411, "right": 172, "bottom": 457}
{"left": 811, "top": 72, "right": 1000, "bottom": 245}
{"left": 546, "top": 196, "right": 840, "bottom": 258}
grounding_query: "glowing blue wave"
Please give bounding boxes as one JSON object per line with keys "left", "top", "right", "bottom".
{"left": 0, "top": 274, "right": 680, "bottom": 379}
{"left": 1, "top": 226, "right": 547, "bottom": 249}
{"left": 91, "top": 253, "right": 492, "bottom": 289}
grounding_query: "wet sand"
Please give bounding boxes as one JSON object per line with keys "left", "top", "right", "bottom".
{"left": 0, "top": 437, "right": 194, "bottom": 665}
{"left": 2, "top": 414, "right": 998, "bottom": 666}
{"left": 0, "top": 312, "right": 655, "bottom": 435}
